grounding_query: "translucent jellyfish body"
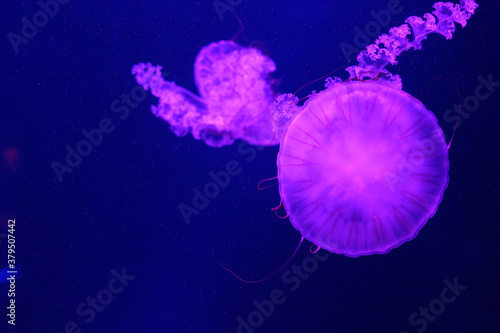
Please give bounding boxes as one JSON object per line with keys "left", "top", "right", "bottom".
{"left": 278, "top": 81, "right": 449, "bottom": 257}
{"left": 274, "top": 0, "right": 478, "bottom": 256}
{"left": 132, "top": 41, "right": 277, "bottom": 147}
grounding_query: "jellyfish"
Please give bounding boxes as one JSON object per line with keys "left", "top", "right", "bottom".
{"left": 273, "top": 0, "right": 478, "bottom": 257}
{"left": 132, "top": 40, "right": 277, "bottom": 147}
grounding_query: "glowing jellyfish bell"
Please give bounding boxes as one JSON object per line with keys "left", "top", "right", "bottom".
{"left": 132, "top": 40, "right": 277, "bottom": 147}
{"left": 274, "top": 0, "right": 478, "bottom": 257}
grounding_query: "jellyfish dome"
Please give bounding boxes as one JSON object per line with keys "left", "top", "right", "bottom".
{"left": 278, "top": 81, "right": 449, "bottom": 257}
{"left": 132, "top": 40, "right": 277, "bottom": 147}
{"left": 274, "top": 0, "right": 478, "bottom": 257}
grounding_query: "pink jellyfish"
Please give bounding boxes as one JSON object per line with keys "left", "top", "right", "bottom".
{"left": 273, "top": 0, "right": 478, "bottom": 257}
{"left": 132, "top": 40, "right": 277, "bottom": 147}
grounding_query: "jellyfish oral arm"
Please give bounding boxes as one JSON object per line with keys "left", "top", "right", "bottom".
{"left": 132, "top": 40, "right": 279, "bottom": 147}
{"left": 132, "top": 62, "right": 210, "bottom": 139}
{"left": 346, "top": 0, "right": 479, "bottom": 87}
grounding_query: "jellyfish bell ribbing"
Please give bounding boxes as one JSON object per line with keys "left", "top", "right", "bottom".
{"left": 277, "top": 80, "right": 449, "bottom": 257}
{"left": 274, "top": 0, "right": 477, "bottom": 256}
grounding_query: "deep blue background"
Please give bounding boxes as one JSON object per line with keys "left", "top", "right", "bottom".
{"left": 0, "top": 0, "right": 499, "bottom": 332}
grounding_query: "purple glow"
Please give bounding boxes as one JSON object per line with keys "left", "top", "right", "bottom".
{"left": 132, "top": 41, "right": 277, "bottom": 147}
{"left": 346, "top": 0, "right": 478, "bottom": 89}
{"left": 275, "top": 0, "right": 477, "bottom": 256}
{"left": 133, "top": 0, "right": 477, "bottom": 257}
{"left": 278, "top": 82, "right": 449, "bottom": 257}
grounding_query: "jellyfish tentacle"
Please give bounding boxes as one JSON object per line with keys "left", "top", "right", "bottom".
{"left": 346, "top": 0, "right": 479, "bottom": 89}
{"left": 273, "top": 1, "right": 478, "bottom": 141}
{"left": 132, "top": 39, "right": 279, "bottom": 147}
{"left": 310, "top": 244, "right": 320, "bottom": 254}
{"left": 212, "top": 237, "right": 304, "bottom": 284}
{"left": 413, "top": 75, "right": 463, "bottom": 149}
{"left": 271, "top": 200, "right": 289, "bottom": 219}
{"left": 271, "top": 93, "right": 301, "bottom": 142}
{"left": 229, "top": 10, "right": 244, "bottom": 42}
{"left": 257, "top": 176, "right": 278, "bottom": 190}
{"left": 132, "top": 62, "right": 209, "bottom": 139}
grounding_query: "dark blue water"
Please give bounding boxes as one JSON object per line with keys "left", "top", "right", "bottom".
{"left": 1, "top": 0, "right": 499, "bottom": 332}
